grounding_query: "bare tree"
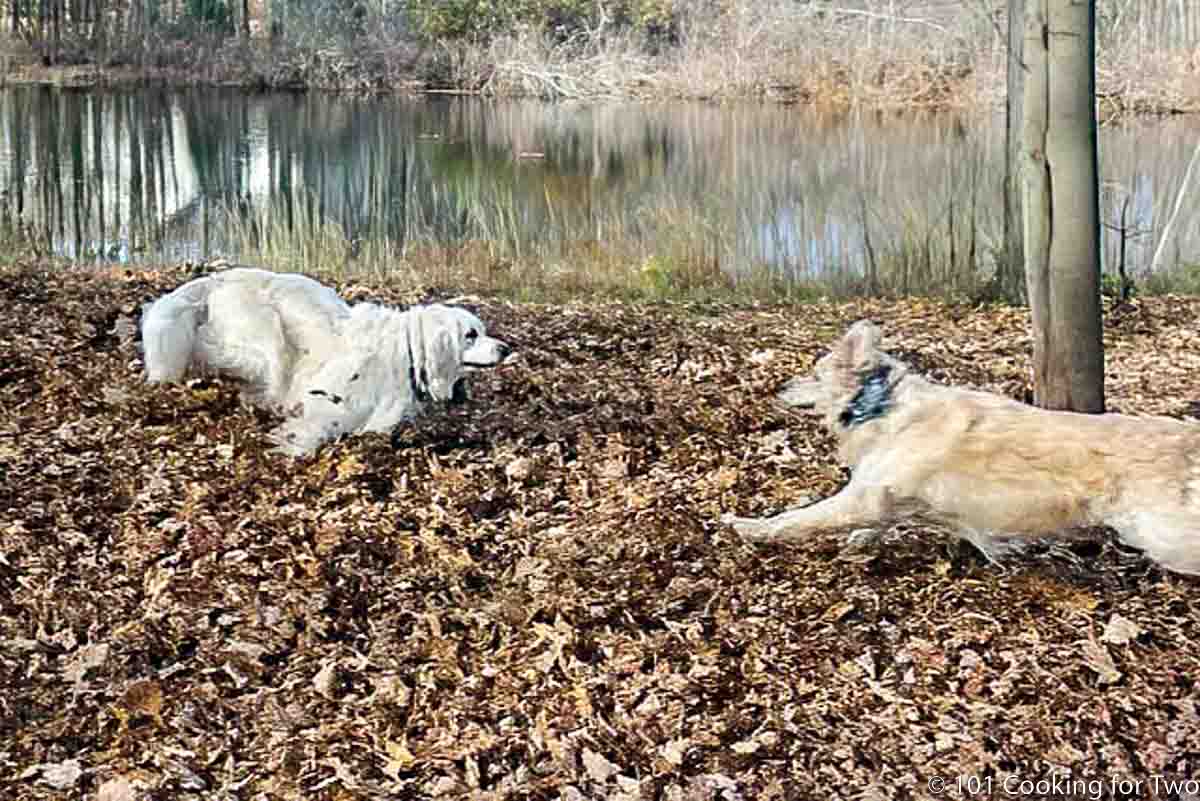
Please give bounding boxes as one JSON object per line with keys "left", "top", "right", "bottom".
{"left": 1020, "top": 0, "right": 1104, "bottom": 412}
{"left": 1001, "top": 0, "right": 1027, "bottom": 304}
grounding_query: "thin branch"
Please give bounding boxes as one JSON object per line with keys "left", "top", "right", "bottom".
{"left": 1149, "top": 136, "right": 1200, "bottom": 274}
{"left": 825, "top": 7, "right": 951, "bottom": 36}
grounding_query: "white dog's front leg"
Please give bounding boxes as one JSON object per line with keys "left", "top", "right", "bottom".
{"left": 269, "top": 415, "right": 342, "bottom": 456}
{"left": 268, "top": 394, "right": 368, "bottom": 456}
{"left": 725, "top": 482, "right": 892, "bottom": 544}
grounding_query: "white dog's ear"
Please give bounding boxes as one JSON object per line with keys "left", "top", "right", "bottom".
{"left": 411, "top": 307, "right": 461, "bottom": 402}
{"left": 837, "top": 320, "right": 882, "bottom": 372}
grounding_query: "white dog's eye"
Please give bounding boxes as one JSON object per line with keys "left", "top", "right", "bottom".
{"left": 465, "top": 329, "right": 479, "bottom": 342}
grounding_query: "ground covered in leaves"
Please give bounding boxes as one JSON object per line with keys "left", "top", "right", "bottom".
{"left": 4, "top": 263, "right": 1200, "bottom": 801}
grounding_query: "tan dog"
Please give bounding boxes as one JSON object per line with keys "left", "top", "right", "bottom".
{"left": 725, "top": 321, "right": 1200, "bottom": 575}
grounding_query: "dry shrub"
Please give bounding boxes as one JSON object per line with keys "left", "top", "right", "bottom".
{"left": 424, "top": 1, "right": 1199, "bottom": 114}
{"left": 433, "top": 1, "right": 1003, "bottom": 109}
{"left": 664, "top": 1, "right": 1001, "bottom": 108}
{"left": 437, "top": 25, "right": 657, "bottom": 100}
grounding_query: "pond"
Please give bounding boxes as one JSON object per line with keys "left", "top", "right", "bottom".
{"left": 0, "top": 86, "right": 1197, "bottom": 293}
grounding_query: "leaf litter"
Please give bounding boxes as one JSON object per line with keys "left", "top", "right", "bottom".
{"left": 2, "top": 263, "right": 1200, "bottom": 799}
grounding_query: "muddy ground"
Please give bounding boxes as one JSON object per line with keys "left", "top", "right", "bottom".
{"left": 3, "top": 263, "right": 1200, "bottom": 801}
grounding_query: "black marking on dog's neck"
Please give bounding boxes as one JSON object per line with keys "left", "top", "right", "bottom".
{"left": 839, "top": 364, "right": 894, "bottom": 428}
{"left": 309, "top": 389, "right": 344, "bottom": 405}
{"left": 450, "top": 377, "right": 467, "bottom": 406}
{"left": 407, "top": 332, "right": 432, "bottom": 404}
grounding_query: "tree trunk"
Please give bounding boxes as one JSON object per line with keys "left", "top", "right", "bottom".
{"left": 50, "top": 0, "right": 59, "bottom": 65}
{"left": 92, "top": 0, "right": 105, "bottom": 65}
{"left": 1002, "top": 0, "right": 1026, "bottom": 304}
{"left": 1021, "top": 0, "right": 1104, "bottom": 412}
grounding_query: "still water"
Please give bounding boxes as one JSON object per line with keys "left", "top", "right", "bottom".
{"left": 0, "top": 86, "right": 1197, "bottom": 289}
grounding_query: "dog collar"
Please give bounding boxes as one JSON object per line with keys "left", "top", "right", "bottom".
{"left": 840, "top": 364, "right": 894, "bottom": 428}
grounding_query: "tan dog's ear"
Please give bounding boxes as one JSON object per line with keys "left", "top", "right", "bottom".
{"left": 836, "top": 320, "right": 882, "bottom": 372}
{"left": 411, "top": 306, "right": 462, "bottom": 402}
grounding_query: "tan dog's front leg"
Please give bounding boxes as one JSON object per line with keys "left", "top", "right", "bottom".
{"left": 724, "top": 482, "right": 892, "bottom": 543}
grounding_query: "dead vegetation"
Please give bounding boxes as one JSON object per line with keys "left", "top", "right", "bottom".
{"left": 3, "top": 262, "right": 1200, "bottom": 800}
{"left": 6, "top": 1, "right": 1200, "bottom": 115}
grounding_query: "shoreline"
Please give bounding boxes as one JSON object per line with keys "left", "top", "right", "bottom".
{"left": 3, "top": 50, "right": 1197, "bottom": 118}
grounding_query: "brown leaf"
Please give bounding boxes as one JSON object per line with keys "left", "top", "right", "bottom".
{"left": 119, "top": 679, "right": 164, "bottom": 726}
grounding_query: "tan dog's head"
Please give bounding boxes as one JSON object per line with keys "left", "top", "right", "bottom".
{"left": 779, "top": 320, "right": 900, "bottom": 429}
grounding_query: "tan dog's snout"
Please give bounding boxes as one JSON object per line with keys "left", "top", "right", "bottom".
{"left": 777, "top": 377, "right": 822, "bottom": 409}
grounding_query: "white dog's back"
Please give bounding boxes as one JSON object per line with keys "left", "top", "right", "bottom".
{"left": 141, "top": 268, "right": 350, "bottom": 404}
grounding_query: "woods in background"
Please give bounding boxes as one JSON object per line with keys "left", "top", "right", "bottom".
{"left": 0, "top": 1, "right": 1197, "bottom": 112}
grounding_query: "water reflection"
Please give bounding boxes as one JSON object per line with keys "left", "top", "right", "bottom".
{"left": 0, "top": 86, "right": 1197, "bottom": 291}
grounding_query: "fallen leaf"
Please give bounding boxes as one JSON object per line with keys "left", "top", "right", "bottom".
{"left": 39, "top": 759, "right": 83, "bottom": 790}
{"left": 313, "top": 661, "right": 339, "bottom": 700}
{"left": 1081, "top": 637, "right": 1122, "bottom": 685}
{"left": 659, "top": 738, "right": 689, "bottom": 767}
{"left": 62, "top": 642, "right": 110, "bottom": 686}
{"left": 96, "top": 776, "right": 139, "bottom": 801}
{"left": 1101, "top": 614, "right": 1143, "bottom": 645}
{"left": 119, "top": 679, "right": 164, "bottom": 727}
{"left": 582, "top": 748, "right": 620, "bottom": 783}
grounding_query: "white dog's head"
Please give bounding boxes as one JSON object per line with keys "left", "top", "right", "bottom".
{"left": 409, "top": 305, "right": 511, "bottom": 403}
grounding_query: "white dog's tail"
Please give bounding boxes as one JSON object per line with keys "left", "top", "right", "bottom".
{"left": 141, "top": 278, "right": 211, "bottom": 383}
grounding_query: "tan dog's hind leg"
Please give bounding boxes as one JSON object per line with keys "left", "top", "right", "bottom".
{"left": 724, "top": 482, "right": 893, "bottom": 543}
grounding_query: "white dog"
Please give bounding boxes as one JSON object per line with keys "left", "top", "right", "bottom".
{"left": 140, "top": 267, "right": 511, "bottom": 455}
